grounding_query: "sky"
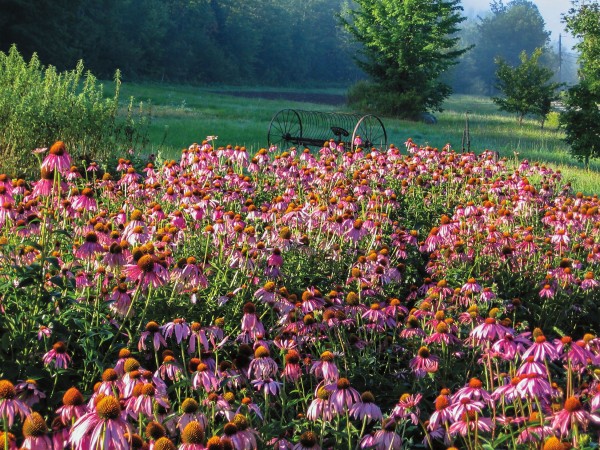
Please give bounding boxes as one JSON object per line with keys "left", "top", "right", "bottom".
{"left": 460, "top": 0, "right": 577, "bottom": 51}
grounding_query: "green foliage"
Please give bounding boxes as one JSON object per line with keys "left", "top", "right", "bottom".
{"left": 560, "top": 1, "right": 600, "bottom": 166}
{"left": 564, "top": 1, "right": 600, "bottom": 94}
{"left": 492, "top": 48, "right": 563, "bottom": 127}
{"left": 0, "top": 45, "right": 148, "bottom": 177}
{"left": 340, "top": 0, "right": 469, "bottom": 117}
{"left": 0, "top": 0, "right": 360, "bottom": 86}
{"left": 560, "top": 81, "right": 600, "bottom": 167}
{"left": 458, "top": 0, "right": 551, "bottom": 95}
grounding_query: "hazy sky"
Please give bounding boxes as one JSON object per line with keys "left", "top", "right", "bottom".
{"left": 460, "top": 0, "right": 577, "bottom": 50}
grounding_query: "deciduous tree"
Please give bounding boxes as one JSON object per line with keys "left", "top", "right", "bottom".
{"left": 340, "top": 0, "right": 469, "bottom": 118}
{"left": 493, "top": 48, "right": 562, "bottom": 127}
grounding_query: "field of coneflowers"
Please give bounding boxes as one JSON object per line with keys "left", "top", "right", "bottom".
{"left": 1, "top": 137, "right": 600, "bottom": 450}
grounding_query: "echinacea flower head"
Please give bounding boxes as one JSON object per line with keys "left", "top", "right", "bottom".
{"left": 206, "top": 436, "right": 223, "bottom": 450}
{"left": 551, "top": 396, "right": 600, "bottom": 437}
{"left": 293, "top": 431, "right": 321, "bottom": 450}
{"left": 154, "top": 436, "right": 177, "bottom": 450}
{"left": 350, "top": 391, "right": 383, "bottom": 423}
{"left": 43, "top": 341, "right": 71, "bottom": 369}
{"left": 70, "top": 395, "right": 131, "bottom": 450}
{"left": 21, "top": 411, "right": 52, "bottom": 450}
{"left": 542, "top": 436, "right": 570, "bottom": 450}
{"left": 57, "top": 386, "right": 87, "bottom": 425}
{"left": 180, "top": 420, "right": 205, "bottom": 448}
{"left": 41, "top": 141, "right": 72, "bottom": 173}
{"left": 0, "top": 379, "right": 31, "bottom": 427}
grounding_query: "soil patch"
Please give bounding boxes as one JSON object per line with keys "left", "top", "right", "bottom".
{"left": 215, "top": 90, "right": 347, "bottom": 106}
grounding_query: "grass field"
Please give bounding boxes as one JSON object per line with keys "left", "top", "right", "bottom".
{"left": 116, "top": 81, "right": 600, "bottom": 193}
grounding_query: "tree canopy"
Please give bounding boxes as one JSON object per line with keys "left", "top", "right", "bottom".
{"left": 340, "top": 0, "right": 469, "bottom": 117}
{"left": 0, "top": 0, "right": 362, "bottom": 85}
{"left": 492, "top": 48, "right": 562, "bottom": 127}
{"left": 560, "top": 0, "right": 600, "bottom": 166}
{"left": 458, "top": 0, "right": 551, "bottom": 95}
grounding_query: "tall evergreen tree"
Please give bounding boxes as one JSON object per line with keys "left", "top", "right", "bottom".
{"left": 340, "top": 0, "right": 469, "bottom": 117}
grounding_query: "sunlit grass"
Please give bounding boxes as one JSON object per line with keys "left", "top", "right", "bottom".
{"left": 113, "top": 81, "right": 600, "bottom": 192}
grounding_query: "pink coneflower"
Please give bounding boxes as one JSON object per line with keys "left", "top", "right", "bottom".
{"left": 56, "top": 387, "right": 88, "bottom": 426}
{"left": 409, "top": 346, "right": 439, "bottom": 378}
{"left": 248, "top": 346, "right": 279, "bottom": 380}
{"left": 282, "top": 349, "right": 302, "bottom": 383}
{"left": 21, "top": 412, "right": 52, "bottom": 449}
{"left": 240, "top": 302, "right": 265, "bottom": 341}
{"left": 310, "top": 351, "right": 339, "bottom": 383}
{"left": 293, "top": 431, "right": 321, "bottom": 450}
{"left": 425, "top": 322, "right": 461, "bottom": 346}
{"left": 178, "top": 398, "right": 208, "bottom": 432}
{"left": 188, "top": 322, "right": 210, "bottom": 356}
{"left": 468, "top": 316, "right": 512, "bottom": 346}
{"left": 41, "top": 141, "right": 72, "bottom": 173}
{"left": 326, "top": 377, "right": 361, "bottom": 414}
{"left": 192, "top": 363, "right": 219, "bottom": 393}
{"left": 0, "top": 380, "right": 31, "bottom": 428}
{"left": 516, "top": 373, "right": 553, "bottom": 399}
{"left": 179, "top": 421, "right": 206, "bottom": 449}
{"left": 350, "top": 391, "right": 383, "bottom": 423}
{"left": 306, "top": 387, "right": 335, "bottom": 421}
{"left": 70, "top": 395, "right": 131, "bottom": 450}
{"left": 162, "top": 318, "right": 191, "bottom": 345}
{"left": 156, "top": 355, "right": 184, "bottom": 382}
{"left": 251, "top": 377, "right": 282, "bottom": 396}
{"left": 452, "top": 378, "right": 492, "bottom": 406}
{"left": 491, "top": 376, "right": 521, "bottom": 403}
{"left": 448, "top": 410, "right": 494, "bottom": 437}
{"left": 139, "top": 321, "right": 167, "bottom": 352}
{"left": 581, "top": 271, "right": 599, "bottom": 290}
{"left": 491, "top": 332, "right": 530, "bottom": 361}
{"left": 75, "top": 232, "right": 105, "bottom": 260}
{"left": 392, "top": 393, "right": 422, "bottom": 425}
{"left": 516, "top": 412, "right": 554, "bottom": 445}
{"left": 370, "top": 418, "right": 402, "bottom": 450}
{"left": 522, "top": 332, "right": 558, "bottom": 362}
{"left": 221, "top": 421, "right": 253, "bottom": 450}
{"left": 14, "top": 379, "right": 46, "bottom": 407}
{"left": 43, "top": 341, "right": 71, "bottom": 369}
{"left": 551, "top": 396, "right": 600, "bottom": 438}
{"left": 126, "top": 383, "right": 169, "bottom": 419}
{"left": 122, "top": 254, "right": 169, "bottom": 289}
{"left": 71, "top": 187, "right": 97, "bottom": 212}
{"left": 428, "top": 390, "right": 453, "bottom": 430}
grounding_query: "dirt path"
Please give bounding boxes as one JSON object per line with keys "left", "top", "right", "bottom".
{"left": 214, "top": 90, "right": 347, "bottom": 106}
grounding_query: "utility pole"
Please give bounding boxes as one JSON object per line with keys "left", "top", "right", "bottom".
{"left": 558, "top": 33, "right": 562, "bottom": 83}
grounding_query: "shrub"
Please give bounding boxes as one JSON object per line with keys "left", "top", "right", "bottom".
{"left": 0, "top": 45, "right": 149, "bottom": 177}
{"left": 347, "top": 80, "right": 425, "bottom": 119}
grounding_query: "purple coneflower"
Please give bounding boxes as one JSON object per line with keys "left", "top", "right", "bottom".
{"left": 43, "top": 341, "right": 71, "bottom": 369}
{"left": 56, "top": 387, "right": 88, "bottom": 426}
{"left": 293, "top": 431, "right": 320, "bottom": 450}
{"left": 21, "top": 412, "right": 52, "bottom": 449}
{"left": 70, "top": 395, "right": 131, "bottom": 450}
{"left": 14, "top": 379, "right": 46, "bottom": 407}
{"left": 179, "top": 421, "right": 206, "bottom": 449}
{"left": 551, "top": 396, "right": 600, "bottom": 438}
{"left": 41, "top": 141, "right": 71, "bottom": 173}
{"left": 350, "top": 391, "right": 383, "bottom": 423}
{"left": 0, "top": 380, "right": 31, "bottom": 427}
{"left": 409, "top": 346, "right": 439, "bottom": 378}
{"left": 122, "top": 254, "right": 168, "bottom": 289}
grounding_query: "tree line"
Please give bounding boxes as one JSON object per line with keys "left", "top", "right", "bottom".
{"left": 0, "top": 0, "right": 363, "bottom": 85}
